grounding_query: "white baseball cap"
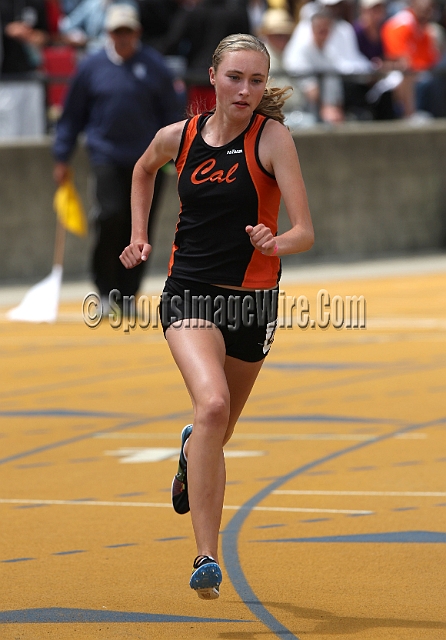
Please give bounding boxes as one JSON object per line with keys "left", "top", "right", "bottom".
{"left": 105, "top": 4, "right": 141, "bottom": 31}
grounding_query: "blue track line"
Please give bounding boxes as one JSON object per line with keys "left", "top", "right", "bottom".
{"left": 0, "top": 409, "right": 406, "bottom": 466}
{"left": 0, "top": 410, "right": 190, "bottom": 466}
{"left": 0, "top": 409, "right": 131, "bottom": 418}
{"left": 253, "top": 359, "right": 446, "bottom": 406}
{"left": 0, "top": 607, "right": 250, "bottom": 624}
{"left": 222, "top": 416, "right": 446, "bottom": 640}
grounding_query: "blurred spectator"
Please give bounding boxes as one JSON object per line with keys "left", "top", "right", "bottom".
{"left": 301, "top": 0, "right": 355, "bottom": 22}
{"left": 260, "top": 7, "right": 295, "bottom": 72}
{"left": 58, "top": 0, "right": 117, "bottom": 52}
{"left": 287, "top": 10, "right": 346, "bottom": 122}
{"left": 161, "top": 0, "right": 250, "bottom": 111}
{"left": 0, "top": 0, "right": 49, "bottom": 74}
{"left": 53, "top": 3, "right": 185, "bottom": 305}
{"left": 382, "top": 0, "right": 441, "bottom": 116}
{"left": 283, "top": 0, "right": 380, "bottom": 119}
{"left": 354, "top": 0, "right": 387, "bottom": 62}
{"left": 259, "top": 8, "right": 306, "bottom": 113}
{"left": 353, "top": 0, "right": 401, "bottom": 118}
{"left": 283, "top": 0, "right": 373, "bottom": 76}
{"left": 382, "top": 0, "right": 439, "bottom": 69}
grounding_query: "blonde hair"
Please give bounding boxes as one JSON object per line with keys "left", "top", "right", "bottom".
{"left": 211, "top": 33, "right": 291, "bottom": 125}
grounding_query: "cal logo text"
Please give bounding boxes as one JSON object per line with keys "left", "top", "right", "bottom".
{"left": 191, "top": 158, "right": 239, "bottom": 184}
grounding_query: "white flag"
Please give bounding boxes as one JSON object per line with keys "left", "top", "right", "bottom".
{"left": 7, "top": 265, "right": 63, "bottom": 323}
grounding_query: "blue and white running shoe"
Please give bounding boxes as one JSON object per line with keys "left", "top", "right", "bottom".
{"left": 190, "top": 555, "right": 222, "bottom": 600}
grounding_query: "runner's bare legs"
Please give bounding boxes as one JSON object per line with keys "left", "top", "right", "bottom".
{"left": 166, "top": 322, "right": 264, "bottom": 562}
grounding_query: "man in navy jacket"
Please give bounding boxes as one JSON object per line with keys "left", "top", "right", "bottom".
{"left": 53, "top": 3, "right": 184, "bottom": 306}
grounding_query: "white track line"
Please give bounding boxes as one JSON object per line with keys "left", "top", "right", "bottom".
{"left": 245, "top": 506, "right": 373, "bottom": 514}
{"left": 273, "top": 490, "right": 446, "bottom": 497}
{"left": 0, "top": 498, "right": 372, "bottom": 515}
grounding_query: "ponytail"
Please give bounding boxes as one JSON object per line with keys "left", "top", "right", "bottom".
{"left": 255, "top": 84, "right": 293, "bottom": 125}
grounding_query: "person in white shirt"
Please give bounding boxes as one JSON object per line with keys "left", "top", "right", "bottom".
{"left": 283, "top": 0, "right": 373, "bottom": 75}
{"left": 284, "top": 0, "right": 397, "bottom": 119}
{"left": 288, "top": 9, "right": 345, "bottom": 123}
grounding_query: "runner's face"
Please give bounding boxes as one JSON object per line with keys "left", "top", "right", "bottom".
{"left": 210, "top": 50, "right": 269, "bottom": 118}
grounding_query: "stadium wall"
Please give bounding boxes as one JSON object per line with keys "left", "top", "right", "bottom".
{"left": 1, "top": 120, "right": 445, "bottom": 284}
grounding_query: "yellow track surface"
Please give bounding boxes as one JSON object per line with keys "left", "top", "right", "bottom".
{"left": 1, "top": 264, "right": 445, "bottom": 639}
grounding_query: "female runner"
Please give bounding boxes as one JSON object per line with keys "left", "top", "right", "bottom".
{"left": 120, "top": 33, "right": 314, "bottom": 600}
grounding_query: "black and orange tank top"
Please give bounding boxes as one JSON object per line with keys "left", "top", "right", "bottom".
{"left": 168, "top": 112, "right": 281, "bottom": 289}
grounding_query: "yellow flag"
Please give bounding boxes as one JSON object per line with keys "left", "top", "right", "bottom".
{"left": 53, "top": 178, "right": 88, "bottom": 237}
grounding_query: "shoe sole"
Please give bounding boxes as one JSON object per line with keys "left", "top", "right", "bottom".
{"left": 190, "top": 562, "right": 222, "bottom": 600}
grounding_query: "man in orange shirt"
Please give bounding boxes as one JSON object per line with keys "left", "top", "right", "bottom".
{"left": 381, "top": 0, "right": 440, "bottom": 116}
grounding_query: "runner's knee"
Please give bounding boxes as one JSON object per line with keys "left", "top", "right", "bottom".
{"left": 195, "top": 394, "right": 230, "bottom": 431}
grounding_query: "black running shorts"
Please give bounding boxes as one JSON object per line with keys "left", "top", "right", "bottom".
{"left": 160, "top": 277, "right": 278, "bottom": 363}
